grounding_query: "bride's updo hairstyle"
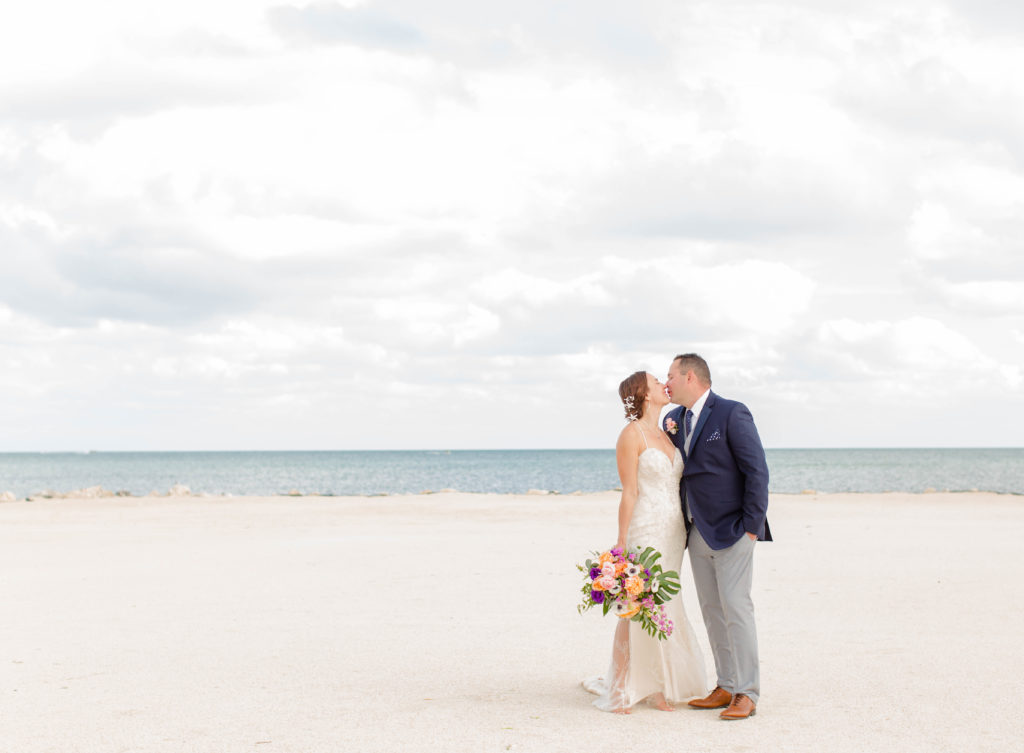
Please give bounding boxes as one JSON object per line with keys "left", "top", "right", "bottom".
{"left": 618, "top": 371, "right": 648, "bottom": 421}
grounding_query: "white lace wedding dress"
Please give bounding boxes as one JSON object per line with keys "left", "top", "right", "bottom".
{"left": 582, "top": 444, "right": 707, "bottom": 711}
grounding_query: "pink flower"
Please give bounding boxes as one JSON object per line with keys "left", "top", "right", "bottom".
{"left": 664, "top": 418, "right": 678, "bottom": 435}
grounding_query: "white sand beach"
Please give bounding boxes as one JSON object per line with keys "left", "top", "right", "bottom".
{"left": 1, "top": 491, "right": 1022, "bottom": 753}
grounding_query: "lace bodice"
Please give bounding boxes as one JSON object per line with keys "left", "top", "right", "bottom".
{"left": 628, "top": 448, "right": 685, "bottom": 553}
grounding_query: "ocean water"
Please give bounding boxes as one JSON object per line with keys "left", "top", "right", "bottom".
{"left": 0, "top": 448, "right": 1022, "bottom": 498}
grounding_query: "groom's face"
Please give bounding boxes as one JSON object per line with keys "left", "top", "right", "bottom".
{"left": 665, "top": 361, "right": 690, "bottom": 406}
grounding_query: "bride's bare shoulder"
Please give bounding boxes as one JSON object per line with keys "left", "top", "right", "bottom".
{"left": 616, "top": 422, "right": 643, "bottom": 450}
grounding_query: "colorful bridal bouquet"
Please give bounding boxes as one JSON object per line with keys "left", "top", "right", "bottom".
{"left": 576, "top": 546, "right": 681, "bottom": 640}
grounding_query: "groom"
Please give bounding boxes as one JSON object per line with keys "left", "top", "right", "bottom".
{"left": 663, "top": 353, "right": 771, "bottom": 721}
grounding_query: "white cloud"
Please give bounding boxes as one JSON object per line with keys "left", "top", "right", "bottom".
{"left": 934, "top": 280, "right": 1024, "bottom": 315}
{"left": 1, "top": 0, "right": 1023, "bottom": 450}
{"left": 684, "top": 260, "right": 817, "bottom": 335}
{"left": 1000, "top": 364, "right": 1023, "bottom": 389}
{"left": 372, "top": 298, "right": 501, "bottom": 348}
{"left": 471, "top": 268, "right": 613, "bottom": 308}
{"left": 269, "top": 2, "right": 426, "bottom": 50}
{"left": 907, "top": 202, "right": 993, "bottom": 261}
{"left": 807, "top": 314, "right": 1017, "bottom": 427}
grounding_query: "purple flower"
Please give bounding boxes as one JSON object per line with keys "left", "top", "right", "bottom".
{"left": 589, "top": 567, "right": 601, "bottom": 580}
{"left": 591, "top": 590, "right": 605, "bottom": 604}
{"left": 628, "top": 553, "right": 637, "bottom": 561}
{"left": 610, "top": 547, "right": 623, "bottom": 556}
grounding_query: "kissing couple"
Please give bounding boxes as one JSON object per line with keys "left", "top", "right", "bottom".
{"left": 583, "top": 353, "right": 771, "bottom": 720}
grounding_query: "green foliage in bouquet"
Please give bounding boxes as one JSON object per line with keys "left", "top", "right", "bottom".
{"left": 576, "top": 545, "right": 681, "bottom": 640}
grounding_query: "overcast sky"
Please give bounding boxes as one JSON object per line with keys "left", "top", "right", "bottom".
{"left": 2, "top": 0, "right": 1022, "bottom": 451}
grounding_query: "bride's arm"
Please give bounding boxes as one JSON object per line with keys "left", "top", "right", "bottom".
{"left": 614, "top": 425, "right": 641, "bottom": 550}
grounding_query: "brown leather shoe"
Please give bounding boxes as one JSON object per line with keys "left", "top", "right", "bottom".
{"left": 719, "top": 693, "right": 756, "bottom": 720}
{"left": 687, "top": 687, "right": 733, "bottom": 709}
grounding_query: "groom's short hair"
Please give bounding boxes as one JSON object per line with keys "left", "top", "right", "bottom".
{"left": 673, "top": 353, "right": 711, "bottom": 386}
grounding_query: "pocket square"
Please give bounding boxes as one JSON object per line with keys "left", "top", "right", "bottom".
{"left": 706, "top": 429, "right": 722, "bottom": 442}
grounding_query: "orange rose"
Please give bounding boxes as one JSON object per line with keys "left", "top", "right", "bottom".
{"left": 624, "top": 576, "right": 643, "bottom": 596}
{"left": 618, "top": 600, "right": 642, "bottom": 619}
{"left": 593, "top": 575, "right": 615, "bottom": 591}
{"left": 614, "top": 560, "right": 629, "bottom": 576}
{"left": 598, "top": 551, "right": 615, "bottom": 567}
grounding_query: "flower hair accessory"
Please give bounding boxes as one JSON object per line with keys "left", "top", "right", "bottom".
{"left": 623, "top": 395, "right": 638, "bottom": 421}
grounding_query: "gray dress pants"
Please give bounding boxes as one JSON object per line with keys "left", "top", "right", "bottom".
{"left": 687, "top": 525, "right": 760, "bottom": 703}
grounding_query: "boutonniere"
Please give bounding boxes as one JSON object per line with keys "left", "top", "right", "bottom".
{"left": 706, "top": 429, "right": 722, "bottom": 442}
{"left": 664, "top": 418, "right": 678, "bottom": 435}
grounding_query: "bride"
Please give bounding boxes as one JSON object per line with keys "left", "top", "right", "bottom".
{"left": 583, "top": 371, "right": 707, "bottom": 713}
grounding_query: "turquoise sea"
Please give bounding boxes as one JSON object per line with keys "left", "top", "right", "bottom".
{"left": 0, "top": 448, "right": 1022, "bottom": 498}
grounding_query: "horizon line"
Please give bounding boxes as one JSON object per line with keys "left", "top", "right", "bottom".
{"left": 2, "top": 446, "right": 1022, "bottom": 454}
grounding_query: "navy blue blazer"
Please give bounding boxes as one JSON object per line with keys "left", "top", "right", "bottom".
{"left": 663, "top": 392, "right": 772, "bottom": 550}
